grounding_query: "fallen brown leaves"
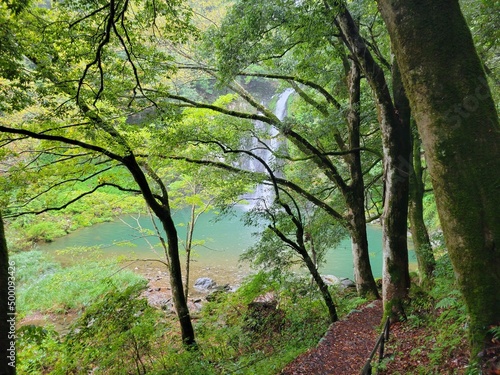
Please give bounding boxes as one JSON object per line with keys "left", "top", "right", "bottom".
{"left": 278, "top": 300, "right": 496, "bottom": 375}
{"left": 280, "top": 300, "right": 382, "bottom": 375}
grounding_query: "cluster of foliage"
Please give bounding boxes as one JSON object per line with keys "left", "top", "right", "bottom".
{"left": 17, "top": 264, "right": 366, "bottom": 374}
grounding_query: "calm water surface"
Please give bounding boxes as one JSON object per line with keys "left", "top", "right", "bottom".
{"left": 39, "top": 207, "right": 415, "bottom": 286}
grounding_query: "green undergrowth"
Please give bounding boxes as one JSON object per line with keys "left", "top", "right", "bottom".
{"left": 381, "top": 253, "right": 476, "bottom": 374}
{"left": 13, "top": 250, "right": 146, "bottom": 318}
{"left": 18, "top": 268, "right": 367, "bottom": 374}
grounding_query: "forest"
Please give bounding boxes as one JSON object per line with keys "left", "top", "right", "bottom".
{"left": 0, "top": 0, "right": 499, "bottom": 374}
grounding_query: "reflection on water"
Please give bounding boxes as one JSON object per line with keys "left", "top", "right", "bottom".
{"left": 39, "top": 207, "right": 415, "bottom": 287}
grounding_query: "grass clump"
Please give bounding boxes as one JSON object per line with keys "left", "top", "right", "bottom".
{"left": 13, "top": 250, "right": 146, "bottom": 316}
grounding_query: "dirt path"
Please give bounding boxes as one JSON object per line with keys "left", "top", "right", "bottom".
{"left": 280, "top": 300, "right": 383, "bottom": 375}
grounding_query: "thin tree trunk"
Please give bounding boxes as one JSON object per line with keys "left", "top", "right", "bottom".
{"left": 184, "top": 204, "right": 196, "bottom": 300}
{"left": 302, "top": 250, "right": 338, "bottom": 323}
{"left": 408, "top": 129, "right": 435, "bottom": 284}
{"left": 230, "top": 68, "right": 379, "bottom": 299}
{"left": 125, "top": 156, "right": 196, "bottom": 347}
{"left": 271, "top": 225, "right": 338, "bottom": 323}
{"left": 161, "top": 213, "right": 196, "bottom": 347}
{"left": 377, "top": 0, "right": 500, "bottom": 358}
{"left": 0, "top": 211, "right": 16, "bottom": 374}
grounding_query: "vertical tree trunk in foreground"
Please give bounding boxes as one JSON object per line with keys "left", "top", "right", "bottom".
{"left": 345, "top": 61, "right": 380, "bottom": 299}
{"left": 378, "top": 0, "right": 500, "bottom": 358}
{"left": 125, "top": 156, "right": 196, "bottom": 347}
{"left": 380, "top": 59, "right": 411, "bottom": 320}
{"left": 0, "top": 212, "right": 16, "bottom": 374}
{"left": 328, "top": 2, "right": 411, "bottom": 318}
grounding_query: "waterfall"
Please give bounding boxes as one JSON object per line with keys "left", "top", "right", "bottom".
{"left": 275, "top": 88, "right": 294, "bottom": 121}
{"left": 243, "top": 88, "right": 294, "bottom": 208}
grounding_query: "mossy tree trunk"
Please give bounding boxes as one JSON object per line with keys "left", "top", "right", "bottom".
{"left": 327, "top": 2, "right": 411, "bottom": 318}
{"left": 378, "top": 0, "right": 500, "bottom": 358}
{"left": 345, "top": 61, "right": 380, "bottom": 299}
{"left": 408, "top": 127, "right": 435, "bottom": 284}
{"left": 380, "top": 59, "right": 412, "bottom": 321}
{"left": 0, "top": 211, "right": 16, "bottom": 374}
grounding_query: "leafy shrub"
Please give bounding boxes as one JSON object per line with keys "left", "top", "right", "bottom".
{"left": 25, "top": 221, "right": 67, "bottom": 243}
{"left": 191, "top": 270, "right": 364, "bottom": 374}
{"left": 53, "top": 283, "right": 164, "bottom": 374}
{"left": 17, "top": 325, "right": 62, "bottom": 374}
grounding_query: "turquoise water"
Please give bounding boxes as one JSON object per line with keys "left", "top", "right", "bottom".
{"left": 39, "top": 208, "right": 414, "bottom": 282}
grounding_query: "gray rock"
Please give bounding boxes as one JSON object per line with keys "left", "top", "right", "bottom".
{"left": 194, "top": 277, "right": 217, "bottom": 291}
{"left": 340, "top": 278, "right": 356, "bottom": 289}
{"left": 322, "top": 275, "right": 341, "bottom": 286}
{"left": 322, "top": 275, "right": 356, "bottom": 289}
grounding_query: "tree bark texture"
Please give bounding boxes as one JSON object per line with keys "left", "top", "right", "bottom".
{"left": 408, "top": 128, "right": 435, "bottom": 284}
{"left": 345, "top": 61, "right": 380, "bottom": 299}
{"left": 377, "top": 0, "right": 500, "bottom": 357}
{"left": 328, "top": 2, "right": 411, "bottom": 317}
{"left": 0, "top": 212, "right": 16, "bottom": 374}
{"left": 381, "top": 59, "right": 411, "bottom": 320}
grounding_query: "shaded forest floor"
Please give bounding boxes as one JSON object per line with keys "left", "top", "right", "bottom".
{"left": 280, "top": 300, "right": 383, "bottom": 374}
{"left": 279, "top": 299, "right": 477, "bottom": 375}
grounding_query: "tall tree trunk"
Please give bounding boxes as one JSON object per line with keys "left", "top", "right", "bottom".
{"left": 0, "top": 211, "right": 16, "bottom": 374}
{"left": 377, "top": 0, "right": 500, "bottom": 358}
{"left": 161, "top": 212, "right": 196, "bottom": 347}
{"left": 345, "top": 60, "right": 380, "bottom": 299}
{"left": 381, "top": 59, "right": 411, "bottom": 320}
{"left": 408, "top": 128, "right": 435, "bottom": 284}
{"left": 347, "top": 213, "right": 379, "bottom": 298}
{"left": 327, "top": 2, "right": 411, "bottom": 318}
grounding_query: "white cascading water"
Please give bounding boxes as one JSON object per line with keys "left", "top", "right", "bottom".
{"left": 244, "top": 88, "right": 294, "bottom": 208}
